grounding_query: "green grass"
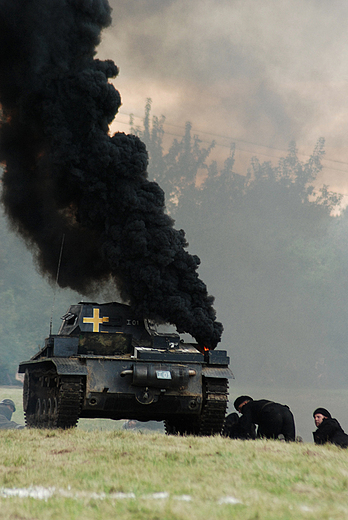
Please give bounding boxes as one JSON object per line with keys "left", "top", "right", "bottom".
{"left": 0, "top": 428, "right": 348, "bottom": 519}
{"left": 1, "top": 386, "right": 348, "bottom": 519}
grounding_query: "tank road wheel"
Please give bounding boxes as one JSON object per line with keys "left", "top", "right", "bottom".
{"left": 23, "top": 370, "right": 39, "bottom": 428}
{"left": 41, "top": 399, "right": 49, "bottom": 427}
{"left": 53, "top": 376, "right": 83, "bottom": 429}
{"left": 47, "top": 397, "right": 58, "bottom": 428}
{"left": 23, "top": 369, "right": 30, "bottom": 412}
{"left": 23, "top": 369, "right": 83, "bottom": 429}
{"left": 35, "top": 398, "right": 42, "bottom": 424}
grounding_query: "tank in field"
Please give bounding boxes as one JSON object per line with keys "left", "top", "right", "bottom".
{"left": 18, "top": 302, "right": 233, "bottom": 435}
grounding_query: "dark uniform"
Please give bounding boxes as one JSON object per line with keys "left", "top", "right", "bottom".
{"left": 313, "top": 408, "right": 348, "bottom": 448}
{"left": 234, "top": 396, "right": 296, "bottom": 441}
{"left": 222, "top": 412, "right": 256, "bottom": 439}
{"left": 0, "top": 399, "right": 24, "bottom": 430}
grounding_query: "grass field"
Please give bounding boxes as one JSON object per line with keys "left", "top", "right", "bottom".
{"left": 1, "top": 426, "right": 348, "bottom": 520}
{"left": 1, "top": 386, "right": 348, "bottom": 519}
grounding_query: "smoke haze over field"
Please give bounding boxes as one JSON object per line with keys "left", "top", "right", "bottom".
{"left": 98, "top": 0, "right": 348, "bottom": 195}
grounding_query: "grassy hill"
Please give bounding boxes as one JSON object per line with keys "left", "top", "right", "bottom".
{"left": 1, "top": 388, "right": 348, "bottom": 519}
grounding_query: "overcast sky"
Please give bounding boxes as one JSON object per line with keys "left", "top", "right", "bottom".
{"left": 96, "top": 0, "right": 348, "bottom": 197}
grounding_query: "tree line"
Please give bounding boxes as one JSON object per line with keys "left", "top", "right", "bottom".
{"left": 1, "top": 102, "right": 348, "bottom": 387}
{"left": 131, "top": 100, "right": 348, "bottom": 388}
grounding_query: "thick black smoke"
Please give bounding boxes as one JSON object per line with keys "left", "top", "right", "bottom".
{"left": 0, "top": 0, "right": 223, "bottom": 348}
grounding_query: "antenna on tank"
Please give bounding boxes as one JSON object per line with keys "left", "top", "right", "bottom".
{"left": 49, "top": 234, "right": 65, "bottom": 336}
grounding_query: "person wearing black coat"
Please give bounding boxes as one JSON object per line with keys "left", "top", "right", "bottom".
{"left": 234, "top": 395, "right": 296, "bottom": 441}
{"left": 313, "top": 408, "right": 348, "bottom": 448}
{"left": 222, "top": 412, "right": 257, "bottom": 439}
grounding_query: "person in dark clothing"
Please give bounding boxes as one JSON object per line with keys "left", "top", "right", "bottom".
{"left": 222, "top": 412, "right": 241, "bottom": 438}
{"left": 234, "top": 395, "right": 296, "bottom": 441}
{"left": 313, "top": 408, "right": 348, "bottom": 448}
{"left": 0, "top": 399, "right": 25, "bottom": 430}
{"left": 222, "top": 411, "right": 256, "bottom": 439}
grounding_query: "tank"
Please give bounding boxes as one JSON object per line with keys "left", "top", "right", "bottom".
{"left": 18, "top": 302, "right": 233, "bottom": 435}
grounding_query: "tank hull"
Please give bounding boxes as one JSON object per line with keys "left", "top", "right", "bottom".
{"left": 18, "top": 302, "right": 233, "bottom": 435}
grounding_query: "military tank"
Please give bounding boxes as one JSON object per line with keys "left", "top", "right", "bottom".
{"left": 18, "top": 302, "right": 233, "bottom": 435}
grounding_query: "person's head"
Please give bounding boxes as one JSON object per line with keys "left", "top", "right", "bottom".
{"left": 234, "top": 395, "right": 253, "bottom": 413}
{"left": 0, "top": 399, "right": 16, "bottom": 413}
{"left": 313, "top": 407, "right": 331, "bottom": 427}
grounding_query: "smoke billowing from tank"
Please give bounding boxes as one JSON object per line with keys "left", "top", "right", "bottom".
{"left": 0, "top": 0, "right": 222, "bottom": 348}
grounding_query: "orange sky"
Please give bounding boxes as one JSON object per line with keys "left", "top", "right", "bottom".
{"left": 96, "top": 0, "right": 348, "bottom": 203}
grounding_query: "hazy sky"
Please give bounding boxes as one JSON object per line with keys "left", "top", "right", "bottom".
{"left": 97, "top": 0, "right": 348, "bottom": 198}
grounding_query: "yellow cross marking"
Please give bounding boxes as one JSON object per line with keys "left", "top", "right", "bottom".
{"left": 83, "top": 308, "right": 109, "bottom": 332}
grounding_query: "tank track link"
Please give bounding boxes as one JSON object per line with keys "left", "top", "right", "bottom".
{"left": 24, "top": 369, "right": 84, "bottom": 429}
{"left": 165, "top": 377, "right": 228, "bottom": 436}
{"left": 198, "top": 378, "right": 228, "bottom": 436}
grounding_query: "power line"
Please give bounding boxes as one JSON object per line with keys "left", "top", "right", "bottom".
{"left": 113, "top": 112, "right": 348, "bottom": 174}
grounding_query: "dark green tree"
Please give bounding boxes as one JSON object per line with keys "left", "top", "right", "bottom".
{"left": 128, "top": 103, "right": 347, "bottom": 387}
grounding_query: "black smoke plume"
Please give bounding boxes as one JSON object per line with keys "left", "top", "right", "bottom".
{"left": 0, "top": 0, "right": 223, "bottom": 348}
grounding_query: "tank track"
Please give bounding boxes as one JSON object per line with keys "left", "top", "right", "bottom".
{"left": 198, "top": 378, "right": 229, "bottom": 436}
{"left": 165, "top": 377, "right": 228, "bottom": 436}
{"left": 24, "top": 368, "right": 84, "bottom": 429}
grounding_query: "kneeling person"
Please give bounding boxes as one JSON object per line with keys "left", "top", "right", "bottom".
{"left": 313, "top": 408, "right": 348, "bottom": 448}
{"left": 234, "top": 395, "right": 296, "bottom": 441}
